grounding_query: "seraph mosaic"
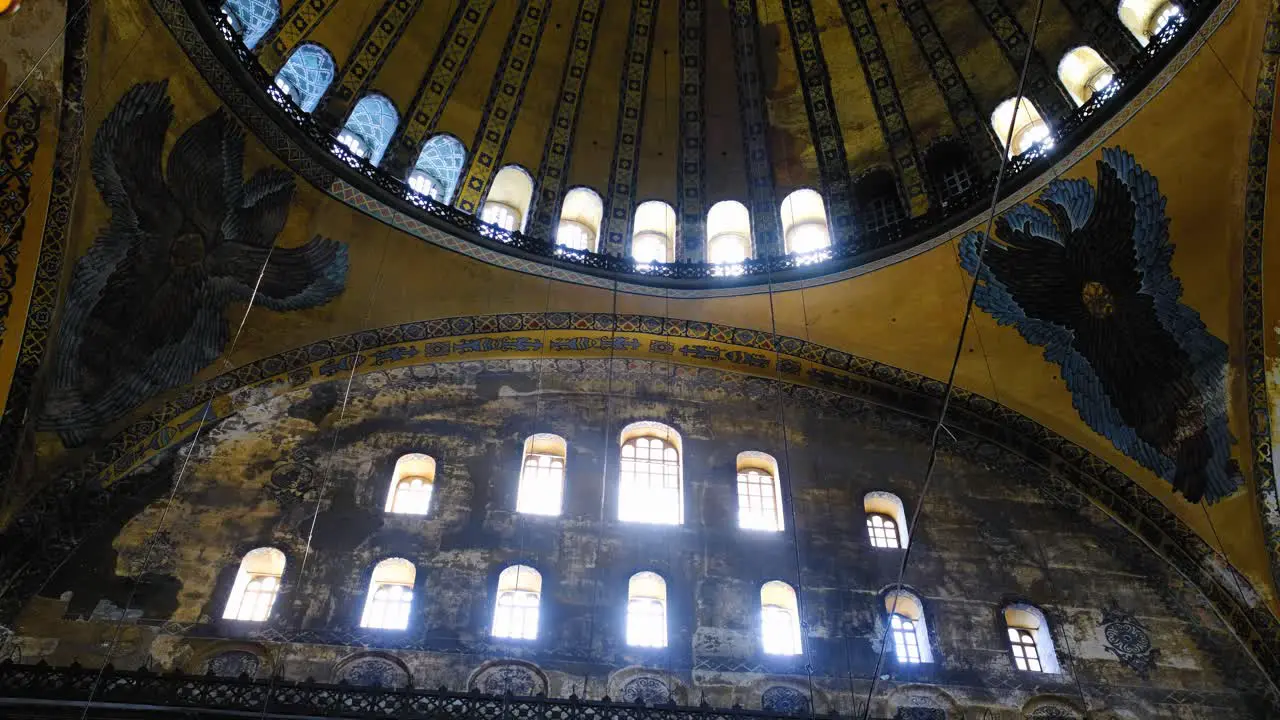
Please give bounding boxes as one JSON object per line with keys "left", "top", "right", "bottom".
{"left": 41, "top": 81, "right": 349, "bottom": 445}
{"left": 960, "top": 147, "right": 1238, "bottom": 503}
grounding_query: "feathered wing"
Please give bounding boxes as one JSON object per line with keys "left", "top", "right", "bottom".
{"left": 43, "top": 82, "right": 182, "bottom": 441}
{"left": 978, "top": 209, "right": 1077, "bottom": 330}
{"left": 208, "top": 235, "right": 350, "bottom": 311}
{"left": 165, "top": 107, "right": 244, "bottom": 241}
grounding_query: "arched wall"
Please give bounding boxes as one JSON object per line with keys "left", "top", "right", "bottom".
{"left": 5, "top": 355, "right": 1276, "bottom": 717}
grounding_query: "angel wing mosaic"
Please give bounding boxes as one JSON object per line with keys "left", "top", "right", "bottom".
{"left": 40, "top": 81, "right": 349, "bottom": 445}
{"left": 960, "top": 147, "right": 1239, "bottom": 503}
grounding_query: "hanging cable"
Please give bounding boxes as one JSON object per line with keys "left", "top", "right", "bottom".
{"left": 859, "top": 0, "right": 1048, "bottom": 714}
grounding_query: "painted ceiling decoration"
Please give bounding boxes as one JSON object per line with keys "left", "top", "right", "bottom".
{"left": 960, "top": 148, "right": 1238, "bottom": 504}
{"left": 39, "top": 81, "right": 349, "bottom": 446}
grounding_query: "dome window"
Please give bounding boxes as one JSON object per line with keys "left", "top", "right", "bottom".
{"left": 337, "top": 94, "right": 398, "bottom": 166}
{"left": 482, "top": 165, "right": 534, "bottom": 233}
{"left": 855, "top": 170, "right": 906, "bottom": 232}
{"left": 780, "top": 189, "right": 831, "bottom": 256}
{"left": 991, "top": 97, "right": 1053, "bottom": 157}
{"left": 1119, "top": 0, "right": 1184, "bottom": 45}
{"left": 556, "top": 187, "right": 604, "bottom": 253}
{"left": 411, "top": 134, "right": 466, "bottom": 203}
{"left": 924, "top": 140, "right": 975, "bottom": 207}
{"left": 706, "top": 200, "right": 753, "bottom": 269}
{"left": 1058, "top": 47, "right": 1117, "bottom": 106}
{"left": 408, "top": 170, "right": 442, "bottom": 201}
{"left": 273, "top": 44, "right": 335, "bottom": 113}
{"left": 631, "top": 201, "right": 677, "bottom": 266}
{"left": 221, "top": 0, "right": 278, "bottom": 50}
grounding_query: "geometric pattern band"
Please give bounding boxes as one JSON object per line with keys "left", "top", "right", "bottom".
{"left": 389, "top": 0, "right": 497, "bottom": 175}
{"left": 838, "top": 0, "right": 930, "bottom": 216}
{"left": 319, "top": 0, "right": 424, "bottom": 124}
{"left": 729, "top": 0, "right": 781, "bottom": 256}
{"left": 260, "top": 0, "right": 340, "bottom": 73}
{"left": 968, "top": 0, "right": 1073, "bottom": 122}
{"left": 454, "top": 0, "right": 553, "bottom": 213}
{"left": 895, "top": 0, "right": 1001, "bottom": 174}
{"left": 677, "top": 0, "right": 707, "bottom": 261}
{"left": 526, "top": 0, "right": 605, "bottom": 242}
{"left": 602, "top": 0, "right": 662, "bottom": 256}
{"left": 780, "top": 0, "right": 854, "bottom": 243}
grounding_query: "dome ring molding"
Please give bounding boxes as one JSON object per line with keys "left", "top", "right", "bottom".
{"left": 173, "top": 0, "right": 1228, "bottom": 298}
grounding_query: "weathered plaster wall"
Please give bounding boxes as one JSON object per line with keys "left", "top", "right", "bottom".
{"left": 9, "top": 361, "right": 1276, "bottom": 718}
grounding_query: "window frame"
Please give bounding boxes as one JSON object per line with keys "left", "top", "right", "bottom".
{"left": 760, "top": 580, "right": 803, "bottom": 657}
{"left": 359, "top": 558, "right": 416, "bottom": 631}
{"left": 492, "top": 565, "right": 543, "bottom": 641}
{"left": 625, "top": 571, "right": 669, "bottom": 649}
{"left": 222, "top": 547, "right": 286, "bottom": 623}
{"left": 617, "top": 423, "right": 684, "bottom": 526}
{"left": 866, "top": 512, "right": 902, "bottom": 549}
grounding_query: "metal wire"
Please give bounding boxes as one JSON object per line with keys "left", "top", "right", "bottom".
{"left": 858, "top": 0, "right": 1049, "bottom": 713}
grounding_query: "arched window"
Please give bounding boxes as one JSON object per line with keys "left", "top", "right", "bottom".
{"left": 632, "top": 201, "right": 677, "bottom": 265}
{"left": 337, "top": 94, "right": 398, "bottom": 166}
{"left": 482, "top": 166, "right": 534, "bottom": 232}
{"left": 924, "top": 140, "right": 975, "bottom": 207}
{"left": 991, "top": 97, "right": 1052, "bottom": 157}
{"left": 557, "top": 187, "right": 604, "bottom": 252}
{"left": 618, "top": 421, "right": 683, "bottom": 525}
{"left": 760, "top": 580, "right": 802, "bottom": 656}
{"left": 1058, "top": 47, "right": 1116, "bottom": 105}
{"left": 1004, "top": 604, "right": 1061, "bottom": 673}
{"left": 626, "top": 571, "right": 668, "bottom": 648}
{"left": 361, "top": 558, "right": 415, "bottom": 630}
{"left": 1118, "top": 0, "right": 1183, "bottom": 45}
{"left": 854, "top": 170, "right": 906, "bottom": 232}
{"left": 409, "top": 135, "right": 467, "bottom": 203}
{"left": 273, "top": 44, "right": 335, "bottom": 112}
{"left": 222, "top": 547, "right": 285, "bottom": 621}
{"left": 384, "top": 454, "right": 436, "bottom": 515}
{"left": 780, "top": 189, "right": 831, "bottom": 256}
{"left": 221, "top": 0, "right": 278, "bottom": 50}
{"left": 492, "top": 565, "right": 542, "bottom": 640}
{"left": 737, "top": 451, "right": 784, "bottom": 532}
{"left": 706, "top": 200, "right": 753, "bottom": 265}
{"left": 517, "top": 433, "right": 566, "bottom": 516}
{"left": 864, "top": 491, "right": 908, "bottom": 549}
{"left": 884, "top": 590, "right": 932, "bottom": 664}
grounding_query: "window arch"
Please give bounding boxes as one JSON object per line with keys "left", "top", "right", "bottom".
{"left": 222, "top": 547, "right": 285, "bottom": 621}
{"left": 632, "top": 200, "right": 677, "bottom": 265}
{"left": 384, "top": 453, "right": 436, "bottom": 515}
{"left": 991, "top": 97, "right": 1052, "bottom": 157}
{"left": 557, "top": 187, "right": 604, "bottom": 252}
{"left": 410, "top": 134, "right": 467, "bottom": 203}
{"left": 482, "top": 165, "right": 534, "bottom": 232}
{"left": 760, "top": 580, "right": 802, "bottom": 656}
{"left": 517, "top": 433, "right": 566, "bottom": 516}
{"left": 337, "top": 94, "right": 398, "bottom": 166}
{"left": 737, "top": 451, "right": 784, "bottom": 532}
{"left": 361, "top": 558, "right": 415, "bottom": 630}
{"left": 492, "top": 565, "right": 542, "bottom": 640}
{"left": 864, "top": 491, "right": 908, "bottom": 549}
{"left": 1058, "top": 47, "right": 1116, "bottom": 106}
{"left": 1118, "top": 0, "right": 1183, "bottom": 45}
{"left": 221, "top": 0, "right": 278, "bottom": 50}
{"left": 780, "top": 189, "right": 831, "bottom": 256}
{"left": 884, "top": 590, "right": 933, "bottom": 663}
{"left": 626, "top": 571, "right": 668, "bottom": 648}
{"left": 618, "top": 421, "right": 683, "bottom": 525}
{"left": 854, "top": 170, "right": 906, "bottom": 232}
{"left": 706, "top": 200, "right": 753, "bottom": 265}
{"left": 1004, "top": 604, "right": 1061, "bottom": 673}
{"left": 924, "top": 140, "right": 975, "bottom": 207}
{"left": 273, "top": 43, "right": 334, "bottom": 112}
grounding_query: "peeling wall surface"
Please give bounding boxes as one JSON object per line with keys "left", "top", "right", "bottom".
{"left": 7, "top": 361, "right": 1276, "bottom": 718}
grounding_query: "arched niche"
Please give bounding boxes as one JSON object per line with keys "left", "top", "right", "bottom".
{"left": 467, "top": 659, "right": 549, "bottom": 697}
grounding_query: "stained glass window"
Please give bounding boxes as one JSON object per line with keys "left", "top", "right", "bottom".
{"left": 413, "top": 135, "right": 467, "bottom": 204}
{"left": 340, "top": 94, "right": 399, "bottom": 166}
{"left": 221, "top": 0, "right": 278, "bottom": 50}
{"left": 275, "top": 44, "right": 335, "bottom": 112}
